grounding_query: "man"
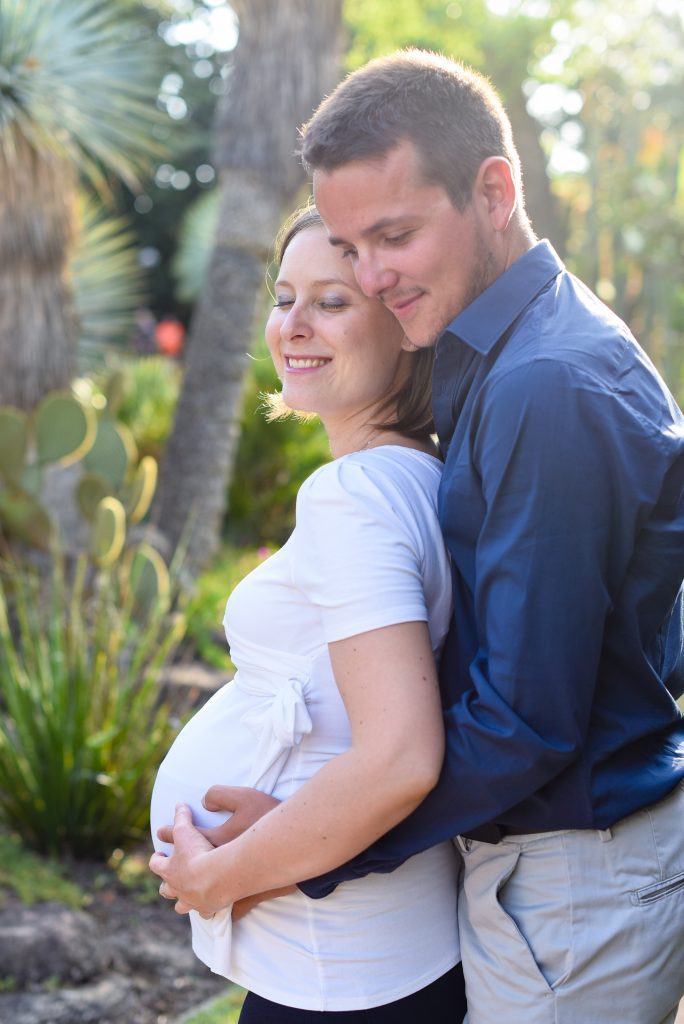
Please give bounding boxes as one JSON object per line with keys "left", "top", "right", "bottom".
{"left": 293, "top": 49, "right": 684, "bottom": 1023}
{"left": 158, "top": 50, "right": 684, "bottom": 1022}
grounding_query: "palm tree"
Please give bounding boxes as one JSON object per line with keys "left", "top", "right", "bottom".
{"left": 154, "top": 0, "right": 344, "bottom": 573}
{"left": 0, "top": 0, "right": 162, "bottom": 409}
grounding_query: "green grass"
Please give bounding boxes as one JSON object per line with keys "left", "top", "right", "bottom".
{"left": 0, "top": 829, "right": 85, "bottom": 908}
{"left": 179, "top": 987, "right": 246, "bottom": 1023}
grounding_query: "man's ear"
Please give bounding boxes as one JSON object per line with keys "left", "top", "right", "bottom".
{"left": 476, "top": 156, "right": 517, "bottom": 232}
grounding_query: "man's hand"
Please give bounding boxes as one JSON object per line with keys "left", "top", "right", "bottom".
{"left": 156, "top": 786, "right": 280, "bottom": 848}
{"left": 232, "top": 886, "right": 297, "bottom": 921}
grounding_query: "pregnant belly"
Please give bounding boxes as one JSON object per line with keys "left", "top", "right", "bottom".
{"left": 149, "top": 687, "right": 257, "bottom": 856}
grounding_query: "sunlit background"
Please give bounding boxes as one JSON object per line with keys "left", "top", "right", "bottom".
{"left": 135, "top": 0, "right": 684, "bottom": 390}
{"left": 0, "top": 7, "right": 683, "bottom": 1021}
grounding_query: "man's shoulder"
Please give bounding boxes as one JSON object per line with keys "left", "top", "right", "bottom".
{"left": 505, "top": 269, "right": 630, "bottom": 367}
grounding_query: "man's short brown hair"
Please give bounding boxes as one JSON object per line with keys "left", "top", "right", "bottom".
{"left": 300, "top": 48, "right": 522, "bottom": 212}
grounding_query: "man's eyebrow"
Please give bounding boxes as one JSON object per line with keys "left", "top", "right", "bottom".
{"left": 328, "top": 217, "right": 407, "bottom": 247}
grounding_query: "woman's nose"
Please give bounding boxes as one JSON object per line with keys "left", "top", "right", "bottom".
{"left": 281, "top": 304, "right": 312, "bottom": 340}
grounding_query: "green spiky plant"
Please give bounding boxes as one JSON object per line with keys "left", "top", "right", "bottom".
{"left": 172, "top": 188, "right": 221, "bottom": 304}
{"left": 71, "top": 193, "right": 150, "bottom": 367}
{"left": 0, "top": 546, "right": 186, "bottom": 858}
{"left": 0, "top": 0, "right": 164, "bottom": 409}
{"left": 0, "top": 385, "right": 185, "bottom": 857}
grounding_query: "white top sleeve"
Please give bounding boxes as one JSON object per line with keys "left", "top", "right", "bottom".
{"left": 291, "top": 457, "right": 428, "bottom": 643}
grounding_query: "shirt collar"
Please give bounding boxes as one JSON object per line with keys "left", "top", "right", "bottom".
{"left": 441, "top": 240, "right": 564, "bottom": 355}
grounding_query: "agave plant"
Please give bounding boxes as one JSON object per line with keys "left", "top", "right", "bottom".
{"left": 171, "top": 187, "right": 221, "bottom": 305}
{"left": 71, "top": 191, "right": 149, "bottom": 365}
{"left": 0, "top": 0, "right": 164, "bottom": 409}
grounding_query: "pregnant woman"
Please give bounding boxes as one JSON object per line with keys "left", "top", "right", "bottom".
{"left": 149, "top": 206, "right": 466, "bottom": 1022}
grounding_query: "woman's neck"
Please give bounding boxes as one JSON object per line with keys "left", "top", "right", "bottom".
{"left": 327, "top": 424, "right": 438, "bottom": 460}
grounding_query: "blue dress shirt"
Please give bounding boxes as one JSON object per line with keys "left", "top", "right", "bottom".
{"left": 300, "top": 241, "right": 684, "bottom": 896}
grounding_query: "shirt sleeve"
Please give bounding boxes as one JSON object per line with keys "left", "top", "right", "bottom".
{"left": 300, "top": 356, "right": 677, "bottom": 897}
{"left": 291, "top": 457, "right": 428, "bottom": 642}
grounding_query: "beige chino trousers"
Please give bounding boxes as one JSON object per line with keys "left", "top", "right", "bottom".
{"left": 456, "top": 781, "right": 684, "bottom": 1024}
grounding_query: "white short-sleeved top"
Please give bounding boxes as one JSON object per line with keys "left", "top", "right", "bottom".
{"left": 150, "top": 446, "right": 460, "bottom": 1011}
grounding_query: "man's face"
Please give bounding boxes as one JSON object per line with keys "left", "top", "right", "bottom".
{"left": 313, "top": 139, "right": 498, "bottom": 349}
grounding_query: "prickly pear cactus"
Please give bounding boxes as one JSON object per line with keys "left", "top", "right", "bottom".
{"left": 35, "top": 392, "right": 97, "bottom": 467}
{"left": 0, "top": 486, "right": 54, "bottom": 551}
{"left": 75, "top": 472, "right": 111, "bottom": 522}
{"left": 0, "top": 387, "right": 165, "bottom": 583}
{"left": 126, "top": 455, "right": 158, "bottom": 525}
{"left": 103, "top": 370, "right": 126, "bottom": 419}
{"left": 84, "top": 417, "right": 137, "bottom": 491}
{"left": 0, "top": 408, "right": 29, "bottom": 486}
{"left": 91, "top": 497, "right": 126, "bottom": 567}
{"left": 125, "top": 542, "right": 170, "bottom": 612}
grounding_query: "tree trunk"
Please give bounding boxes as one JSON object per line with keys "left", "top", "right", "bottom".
{"left": 155, "top": 0, "right": 344, "bottom": 573}
{"left": 0, "top": 134, "right": 78, "bottom": 410}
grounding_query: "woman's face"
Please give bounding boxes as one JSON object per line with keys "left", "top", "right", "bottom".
{"left": 266, "top": 224, "right": 412, "bottom": 444}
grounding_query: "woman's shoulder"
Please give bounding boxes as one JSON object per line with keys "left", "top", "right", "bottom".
{"left": 301, "top": 446, "right": 442, "bottom": 502}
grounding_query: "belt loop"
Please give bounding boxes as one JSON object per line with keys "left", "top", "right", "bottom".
{"left": 456, "top": 836, "right": 472, "bottom": 853}
{"left": 599, "top": 827, "right": 612, "bottom": 843}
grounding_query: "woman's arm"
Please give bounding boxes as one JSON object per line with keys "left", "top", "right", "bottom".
{"left": 149, "top": 619, "right": 444, "bottom": 916}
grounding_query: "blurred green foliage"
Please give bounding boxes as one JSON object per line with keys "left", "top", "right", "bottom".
{"left": 106, "top": 356, "right": 183, "bottom": 461}
{"left": 183, "top": 541, "right": 277, "bottom": 672}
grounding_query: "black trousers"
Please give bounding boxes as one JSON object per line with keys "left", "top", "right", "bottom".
{"left": 238, "top": 962, "right": 466, "bottom": 1022}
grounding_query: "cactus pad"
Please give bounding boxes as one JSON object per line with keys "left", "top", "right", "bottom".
{"left": 125, "top": 542, "right": 170, "bottom": 611}
{"left": 84, "top": 418, "right": 137, "bottom": 491}
{"left": 0, "top": 407, "right": 29, "bottom": 485}
{"left": 0, "top": 486, "right": 54, "bottom": 551}
{"left": 126, "top": 455, "right": 158, "bottom": 524}
{"left": 76, "top": 472, "right": 111, "bottom": 522}
{"left": 35, "top": 392, "right": 97, "bottom": 467}
{"left": 91, "top": 497, "right": 126, "bottom": 566}
{"left": 104, "top": 370, "right": 127, "bottom": 419}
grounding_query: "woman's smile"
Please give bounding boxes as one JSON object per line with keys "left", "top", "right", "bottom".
{"left": 285, "top": 356, "right": 331, "bottom": 370}
{"left": 265, "top": 224, "right": 413, "bottom": 454}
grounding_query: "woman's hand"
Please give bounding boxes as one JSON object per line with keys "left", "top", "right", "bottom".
{"left": 153, "top": 791, "right": 292, "bottom": 920}
{"left": 149, "top": 804, "right": 225, "bottom": 917}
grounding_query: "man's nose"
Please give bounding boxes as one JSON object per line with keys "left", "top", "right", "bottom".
{"left": 353, "top": 258, "right": 398, "bottom": 299}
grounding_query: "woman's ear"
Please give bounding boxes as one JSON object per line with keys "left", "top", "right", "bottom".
{"left": 401, "top": 335, "right": 420, "bottom": 353}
